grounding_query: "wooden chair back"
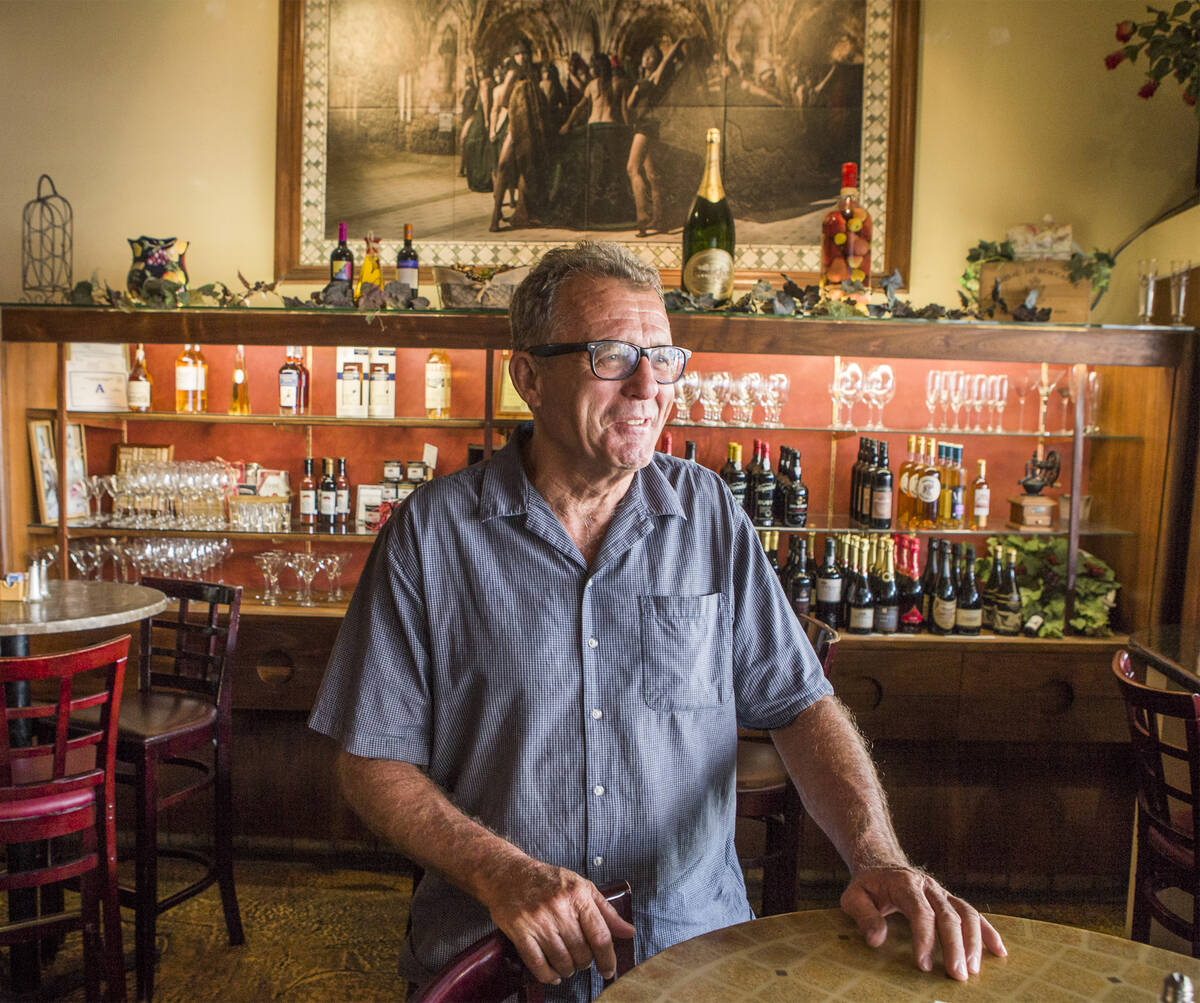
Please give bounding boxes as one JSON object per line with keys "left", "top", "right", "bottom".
{"left": 409, "top": 881, "right": 635, "bottom": 1003}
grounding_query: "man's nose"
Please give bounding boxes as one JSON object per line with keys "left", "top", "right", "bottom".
{"left": 622, "top": 355, "right": 658, "bottom": 396}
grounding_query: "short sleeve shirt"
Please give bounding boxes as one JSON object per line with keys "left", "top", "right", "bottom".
{"left": 308, "top": 427, "right": 832, "bottom": 1000}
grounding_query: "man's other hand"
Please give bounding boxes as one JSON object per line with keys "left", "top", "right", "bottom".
{"left": 840, "top": 865, "right": 1007, "bottom": 981}
{"left": 482, "top": 861, "right": 636, "bottom": 985}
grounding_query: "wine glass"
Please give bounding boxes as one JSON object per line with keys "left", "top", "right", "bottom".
{"left": 987, "top": 374, "right": 1009, "bottom": 432}
{"left": 831, "top": 363, "right": 863, "bottom": 429}
{"left": 945, "top": 370, "right": 965, "bottom": 431}
{"left": 727, "top": 372, "right": 760, "bottom": 426}
{"left": 924, "top": 370, "right": 942, "bottom": 430}
{"left": 287, "top": 552, "right": 321, "bottom": 608}
{"left": 671, "top": 370, "right": 700, "bottom": 424}
{"left": 1033, "top": 368, "right": 1061, "bottom": 435}
{"left": 87, "top": 474, "right": 107, "bottom": 526}
{"left": 968, "top": 373, "right": 987, "bottom": 432}
{"left": 68, "top": 540, "right": 101, "bottom": 580}
{"left": 253, "top": 550, "right": 286, "bottom": 606}
{"left": 759, "top": 373, "right": 789, "bottom": 427}
{"left": 1056, "top": 373, "right": 1074, "bottom": 432}
{"left": 1084, "top": 370, "right": 1103, "bottom": 434}
{"left": 319, "top": 552, "right": 351, "bottom": 602}
{"left": 698, "top": 371, "right": 730, "bottom": 425}
{"left": 863, "top": 365, "right": 895, "bottom": 429}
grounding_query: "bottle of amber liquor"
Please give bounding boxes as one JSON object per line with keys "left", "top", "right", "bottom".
{"left": 174, "top": 344, "right": 207, "bottom": 413}
{"left": 127, "top": 343, "right": 152, "bottom": 413}
{"left": 819, "top": 162, "right": 872, "bottom": 298}
{"left": 425, "top": 349, "right": 451, "bottom": 419}
{"left": 229, "top": 344, "right": 250, "bottom": 415}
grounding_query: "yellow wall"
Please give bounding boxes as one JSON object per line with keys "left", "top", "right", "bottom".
{"left": 0, "top": 0, "right": 1195, "bottom": 319}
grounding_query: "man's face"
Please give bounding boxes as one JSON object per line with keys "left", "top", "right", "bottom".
{"left": 521, "top": 276, "right": 675, "bottom": 478}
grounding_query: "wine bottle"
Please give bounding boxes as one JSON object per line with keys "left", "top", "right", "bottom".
{"left": 955, "top": 544, "right": 982, "bottom": 635}
{"left": 982, "top": 542, "right": 1003, "bottom": 629}
{"left": 720, "top": 442, "right": 748, "bottom": 510}
{"left": 898, "top": 536, "right": 925, "bottom": 634}
{"left": 805, "top": 531, "right": 817, "bottom": 581}
{"left": 318, "top": 458, "right": 337, "bottom": 526}
{"left": 789, "top": 535, "right": 812, "bottom": 617}
{"left": 994, "top": 547, "right": 1024, "bottom": 636}
{"left": 335, "top": 457, "right": 350, "bottom": 526}
{"left": 229, "top": 343, "right": 250, "bottom": 415}
{"left": 870, "top": 441, "right": 893, "bottom": 530}
{"left": 873, "top": 540, "right": 899, "bottom": 634}
{"left": 685, "top": 441, "right": 698, "bottom": 462}
{"left": 279, "top": 346, "right": 303, "bottom": 415}
{"left": 847, "top": 538, "right": 874, "bottom": 635}
{"left": 820, "top": 161, "right": 872, "bottom": 298}
{"left": 969, "top": 458, "right": 991, "bottom": 531}
{"left": 660, "top": 432, "right": 674, "bottom": 456}
{"left": 425, "top": 349, "right": 451, "bottom": 419}
{"left": 930, "top": 545, "right": 957, "bottom": 636}
{"left": 915, "top": 438, "right": 941, "bottom": 530}
{"left": 127, "top": 343, "right": 152, "bottom": 413}
{"left": 397, "top": 222, "right": 419, "bottom": 294}
{"left": 920, "top": 537, "right": 941, "bottom": 625}
{"left": 753, "top": 440, "right": 776, "bottom": 526}
{"left": 331, "top": 221, "right": 354, "bottom": 283}
{"left": 765, "top": 531, "right": 783, "bottom": 584}
{"left": 174, "top": 344, "right": 207, "bottom": 413}
{"left": 784, "top": 449, "right": 809, "bottom": 527}
{"left": 299, "top": 457, "right": 317, "bottom": 527}
{"left": 681, "top": 127, "right": 735, "bottom": 303}
{"left": 814, "top": 536, "right": 843, "bottom": 629}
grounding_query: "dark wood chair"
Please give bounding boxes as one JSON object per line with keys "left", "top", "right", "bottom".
{"left": 737, "top": 611, "right": 839, "bottom": 915}
{"left": 408, "top": 881, "right": 635, "bottom": 1003}
{"left": 0, "top": 635, "right": 130, "bottom": 1003}
{"left": 80, "top": 578, "right": 244, "bottom": 1000}
{"left": 1113, "top": 648, "right": 1200, "bottom": 956}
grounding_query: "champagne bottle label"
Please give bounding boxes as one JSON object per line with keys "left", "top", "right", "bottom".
{"left": 900, "top": 604, "right": 924, "bottom": 628}
{"left": 955, "top": 607, "right": 982, "bottom": 629}
{"left": 175, "top": 364, "right": 199, "bottom": 391}
{"left": 127, "top": 380, "right": 151, "bottom": 409}
{"left": 682, "top": 248, "right": 734, "bottom": 301}
{"left": 728, "top": 482, "right": 746, "bottom": 508}
{"left": 784, "top": 498, "right": 808, "bottom": 526}
{"left": 972, "top": 487, "right": 990, "bottom": 516}
{"left": 874, "top": 605, "right": 899, "bottom": 633}
{"left": 816, "top": 577, "right": 842, "bottom": 603}
{"left": 933, "top": 597, "right": 957, "bottom": 631}
{"left": 425, "top": 362, "right": 451, "bottom": 411}
{"left": 791, "top": 583, "right": 811, "bottom": 615}
{"left": 871, "top": 488, "right": 893, "bottom": 520}
{"left": 849, "top": 607, "right": 874, "bottom": 630}
{"left": 916, "top": 474, "right": 941, "bottom": 503}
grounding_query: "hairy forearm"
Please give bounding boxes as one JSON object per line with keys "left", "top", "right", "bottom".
{"left": 769, "top": 695, "right": 908, "bottom": 875}
{"left": 336, "top": 749, "right": 531, "bottom": 906}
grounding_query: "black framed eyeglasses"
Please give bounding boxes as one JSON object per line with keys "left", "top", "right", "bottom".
{"left": 526, "top": 340, "right": 692, "bottom": 384}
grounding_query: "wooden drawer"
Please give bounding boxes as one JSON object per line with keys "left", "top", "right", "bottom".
{"left": 958, "top": 645, "right": 1125, "bottom": 743}
{"left": 830, "top": 648, "right": 961, "bottom": 741}
{"left": 232, "top": 615, "right": 342, "bottom": 711}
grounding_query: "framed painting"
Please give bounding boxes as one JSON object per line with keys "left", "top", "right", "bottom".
{"left": 63, "top": 423, "right": 90, "bottom": 521}
{"left": 274, "top": 0, "right": 917, "bottom": 286}
{"left": 27, "top": 419, "right": 59, "bottom": 525}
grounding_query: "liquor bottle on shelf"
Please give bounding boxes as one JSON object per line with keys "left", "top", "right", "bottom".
{"left": 279, "top": 346, "right": 304, "bottom": 415}
{"left": 955, "top": 544, "right": 982, "bottom": 635}
{"left": 920, "top": 537, "right": 941, "bottom": 624}
{"left": 805, "top": 530, "right": 817, "bottom": 582}
{"left": 744, "top": 439, "right": 761, "bottom": 517}
{"left": 753, "top": 441, "right": 776, "bottom": 526}
{"left": 766, "top": 531, "right": 783, "bottom": 584}
{"left": 982, "top": 542, "right": 1003, "bottom": 629}
{"left": 296, "top": 346, "right": 311, "bottom": 412}
{"left": 930, "top": 544, "right": 957, "bottom": 636}
{"left": 784, "top": 449, "right": 809, "bottom": 527}
{"left": 900, "top": 435, "right": 923, "bottom": 529}
{"left": 814, "top": 536, "right": 843, "bottom": 630}
{"left": 397, "top": 222, "right": 419, "bottom": 293}
{"left": 774, "top": 447, "right": 791, "bottom": 525}
{"left": 950, "top": 444, "right": 967, "bottom": 528}
{"left": 789, "top": 535, "right": 812, "bottom": 617}
{"left": 994, "top": 547, "right": 1024, "bottom": 636}
{"left": 969, "top": 458, "right": 990, "bottom": 531}
{"left": 870, "top": 441, "right": 893, "bottom": 530}
{"left": 847, "top": 538, "right": 874, "bottom": 635}
{"left": 898, "top": 536, "right": 924, "bottom": 634}
{"left": 681, "top": 127, "right": 735, "bottom": 303}
{"left": 331, "top": 221, "right": 354, "bottom": 283}
{"left": 174, "top": 344, "right": 207, "bottom": 413}
{"left": 229, "top": 344, "right": 250, "bottom": 415}
{"left": 936, "top": 443, "right": 954, "bottom": 529}
{"left": 127, "top": 342, "right": 152, "bottom": 413}
{"left": 1022, "top": 612, "right": 1045, "bottom": 638}
{"left": 820, "top": 161, "right": 872, "bottom": 298}
{"left": 720, "top": 442, "right": 747, "bottom": 509}
{"left": 298, "top": 457, "right": 317, "bottom": 527}
{"left": 660, "top": 432, "right": 674, "bottom": 455}
{"left": 684, "top": 441, "right": 698, "bottom": 462}
{"left": 838, "top": 534, "right": 853, "bottom": 626}
{"left": 914, "top": 438, "right": 941, "bottom": 529}
{"left": 950, "top": 541, "right": 964, "bottom": 593}
{"left": 318, "top": 458, "right": 337, "bottom": 526}
{"left": 874, "top": 540, "right": 899, "bottom": 635}
{"left": 425, "top": 349, "right": 451, "bottom": 419}
{"left": 335, "top": 457, "right": 350, "bottom": 527}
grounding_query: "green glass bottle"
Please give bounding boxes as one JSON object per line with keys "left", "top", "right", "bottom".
{"left": 682, "top": 128, "right": 735, "bottom": 303}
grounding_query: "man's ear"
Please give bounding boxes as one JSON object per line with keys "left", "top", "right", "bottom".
{"left": 509, "top": 351, "right": 541, "bottom": 411}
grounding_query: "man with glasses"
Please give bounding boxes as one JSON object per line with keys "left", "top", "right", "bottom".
{"left": 310, "top": 241, "right": 1004, "bottom": 1000}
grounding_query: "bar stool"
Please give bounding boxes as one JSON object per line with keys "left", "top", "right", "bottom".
{"left": 737, "top": 612, "right": 839, "bottom": 915}
{"left": 1112, "top": 648, "right": 1200, "bottom": 955}
{"left": 0, "top": 636, "right": 130, "bottom": 1002}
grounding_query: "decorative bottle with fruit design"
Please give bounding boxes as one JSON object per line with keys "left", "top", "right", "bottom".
{"left": 820, "top": 162, "right": 872, "bottom": 298}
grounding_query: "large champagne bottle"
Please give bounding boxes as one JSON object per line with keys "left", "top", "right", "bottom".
{"left": 682, "top": 128, "right": 735, "bottom": 303}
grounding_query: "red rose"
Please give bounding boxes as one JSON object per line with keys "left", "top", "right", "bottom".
{"left": 1104, "top": 50, "right": 1126, "bottom": 69}
{"left": 1185, "top": 92, "right": 1198, "bottom": 107}
{"left": 1139, "top": 79, "right": 1160, "bottom": 99}
{"left": 1115, "top": 20, "right": 1135, "bottom": 42}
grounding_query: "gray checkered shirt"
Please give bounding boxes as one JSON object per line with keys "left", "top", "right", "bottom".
{"left": 308, "top": 426, "right": 832, "bottom": 1001}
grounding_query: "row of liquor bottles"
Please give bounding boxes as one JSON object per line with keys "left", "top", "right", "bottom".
{"left": 759, "top": 530, "right": 1026, "bottom": 637}
{"left": 124, "top": 343, "right": 452, "bottom": 418}
{"left": 708, "top": 434, "right": 991, "bottom": 532}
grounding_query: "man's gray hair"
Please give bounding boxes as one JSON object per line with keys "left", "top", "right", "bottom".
{"left": 509, "top": 240, "right": 664, "bottom": 352}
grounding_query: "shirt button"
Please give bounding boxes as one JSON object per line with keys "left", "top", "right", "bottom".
{"left": 593, "top": 856, "right": 604, "bottom": 867}
{"left": 593, "top": 785, "right": 605, "bottom": 797}
{"left": 591, "top": 708, "right": 603, "bottom": 720}
{"left": 587, "top": 637, "right": 598, "bottom": 649}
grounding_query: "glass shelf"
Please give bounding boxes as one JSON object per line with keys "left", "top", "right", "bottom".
{"left": 752, "top": 517, "right": 1133, "bottom": 538}
{"left": 664, "top": 421, "right": 1138, "bottom": 441}
{"left": 33, "top": 408, "right": 490, "bottom": 430}
{"left": 29, "top": 523, "right": 380, "bottom": 542}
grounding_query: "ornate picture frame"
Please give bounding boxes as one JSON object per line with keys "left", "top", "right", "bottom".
{"left": 274, "top": 0, "right": 917, "bottom": 286}
{"left": 27, "top": 419, "right": 58, "bottom": 525}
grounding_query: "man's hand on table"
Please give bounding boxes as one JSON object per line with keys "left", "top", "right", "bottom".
{"left": 840, "top": 865, "right": 1007, "bottom": 981}
{"left": 480, "top": 859, "right": 636, "bottom": 985}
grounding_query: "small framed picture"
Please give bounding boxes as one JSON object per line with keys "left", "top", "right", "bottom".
{"left": 27, "top": 418, "right": 59, "bottom": 524}
{"left": 63, "top": 422, "right": 90, "bottom": 521}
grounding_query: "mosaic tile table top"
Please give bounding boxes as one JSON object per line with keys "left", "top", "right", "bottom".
{"left": 597, "top": 907, "right": 1200, "bottom": 1002}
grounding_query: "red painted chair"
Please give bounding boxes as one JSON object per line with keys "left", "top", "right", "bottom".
{"left": 408, "top": 881, "right": 635, "bottom": 1003}
{"left": 1113, "top": 648, "right": 1200, "bottom": 955}
{"left": 77, "top": 578, "right": 244, "bottom": 1000}
{"left": 737, "top": 611, "right": 839, "bottom": 915}
{"left": 0, "top": 635, "right": 130, "bottom": 1003}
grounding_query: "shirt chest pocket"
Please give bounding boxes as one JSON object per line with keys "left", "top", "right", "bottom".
{"left": 640, "top": 593, "right": 731, "bottom": 711}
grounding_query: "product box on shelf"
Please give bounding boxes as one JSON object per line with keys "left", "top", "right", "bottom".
{"left": 336, "top": 346, "right": 370, "bottom": 418}
{"left": 978, "top": 260, "right": 1089, "bottom": 323}
{"left": 368, "top": 347, "right": 397, "bottom": 418}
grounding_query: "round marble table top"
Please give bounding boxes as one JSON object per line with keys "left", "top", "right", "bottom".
{"left": 597, "top": 908, "right": 1200, "bottom": 1001}
{"left": 0, "top": 580, "right": 168, "bottom": 637}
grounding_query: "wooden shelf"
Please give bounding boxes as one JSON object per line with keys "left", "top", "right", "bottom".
{"left": 29, "top": 524, "right": 379, "bottom": 543}
{"left": 838, "top": 632, "right": 1127, "bottom": 650}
